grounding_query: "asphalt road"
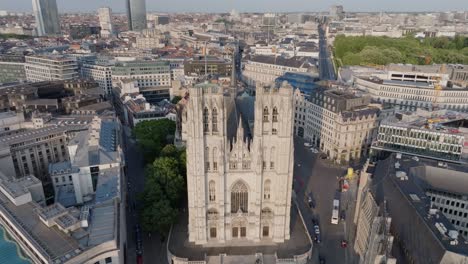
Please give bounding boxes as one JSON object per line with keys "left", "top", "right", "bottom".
{"left": 294, "top": 138, "right": 357, "bottom": 264}
{"left": 318, "top": 25, "right": 336, "bottom": 81}
{"left": 122, "top": 126, "right": 167, "bottom": 264}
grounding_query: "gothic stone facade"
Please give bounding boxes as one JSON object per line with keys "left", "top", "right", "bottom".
{"left": 182, "top": 82, "right": 294, "bottom": 245}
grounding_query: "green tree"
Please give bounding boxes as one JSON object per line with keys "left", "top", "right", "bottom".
{"left": 161, "top": 144, "right": 179, "bottom": 158}
{"left": 133, "top": 119, "right": 176, "bottom": 163}
{"left": 171, "top": 96, "right": 182, "bottom": 104}
{"left": 141, "top": 183, "right": 178, "bottom": 236}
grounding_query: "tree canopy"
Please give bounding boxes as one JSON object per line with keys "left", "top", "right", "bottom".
{"left": 133, "top": 119, "right": 176, "bottom": 163}
{"left": 333, "top": 35, "right": 468, "bottom": 66}
{"left": 140, "top": 146, "right": 186, "bottom": 236}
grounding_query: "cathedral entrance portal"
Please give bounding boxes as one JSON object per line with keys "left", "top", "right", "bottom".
{"left": 231, "top": 217, "right": 247, "bottom": 238}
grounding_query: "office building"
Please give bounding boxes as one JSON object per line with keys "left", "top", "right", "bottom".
{"left": 25, "top": 55, "right": 78, "bottom": 82}
{"left": 32, "top": 0, "right": 61, "bottom": 36}
{"left": 0, "top": 55, "right": 26, "bottom": 84}
{"left": 126, "top": 0, "right": 147, "bottom": 31}
{"left": 371, "top": 155, "right": 468, "bottom": 264}
{"left": 372, "top": 109, "right": 468, "bottom": 164}
{"left": 112, "top": 60, "right": 171, "bottom": 88}
{"left": 355, "top": 76, "right": 468, "bottom": 112}
{"left": 0, "top": 117, "right": 125, "bottom": 264}
{"left": 182, "top": 82, "right": 294, "bottom": 244}
{"left": 294, "top": 88, "right": 382, "bottom": 164}
{"left": 98, "top": 7, "right": 113, "bottom": 38}
{"left": 184, "top": 56, "right": 233, "bottom": 77}
{"left": 154, "top": 14, "right": 170, "bottom": 25}
{"left": 242, "top": 55, "right": 316, "bottom": 89}
{"left": 81, "top": 62, "right": 113, "bottom": 95}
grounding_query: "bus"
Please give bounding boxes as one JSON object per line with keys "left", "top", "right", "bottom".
{"left": 331, "top": 199, "right": 340, "bottom": 224}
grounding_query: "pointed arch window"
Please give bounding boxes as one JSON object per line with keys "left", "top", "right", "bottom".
{"left": 264, "top": 180, "right": 271, "bottom": 200}
{"left": 212, "top": 147, "right": 218, "bottom": 171}
{"left": 203, "top": 107, "right": 209, "bottom": 133}
{"left": 212, "top": 108, "right": 218, "bottom": 133}
{"left": 263, "top": 107, "right": 269, "bottom": 122}
{"left": 270, "top": 147, "right": 276, "bottom": 169}
{"left": 272, "top": 107, "right": 278, "bottom": 122}
{"left": 231, "top": 181, "right": 248, "bottom": 213}
{"left": 209, "top": 180, "right": 216, "bottom": 202}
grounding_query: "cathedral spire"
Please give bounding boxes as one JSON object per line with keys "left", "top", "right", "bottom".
{"left": 236, "top": 115, "right": 244, "bottom": 142}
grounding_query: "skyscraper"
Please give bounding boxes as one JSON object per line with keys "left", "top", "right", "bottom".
{"left": 98, "top": 7, "right": 113, "bottom": 38}
{"left": 32, "top": 0, "right": 60, "bottom": 36}
{"left": 126, "top": 0, "right": 147, "bottom": 31}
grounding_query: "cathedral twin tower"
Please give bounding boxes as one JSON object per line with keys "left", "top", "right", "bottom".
{"left": 182, "top": 82, "right": 295, "bottom": 245}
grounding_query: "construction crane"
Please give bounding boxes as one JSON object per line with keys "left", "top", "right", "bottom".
{"left": 432, "top": 76, "right": 443, "bottom": 110}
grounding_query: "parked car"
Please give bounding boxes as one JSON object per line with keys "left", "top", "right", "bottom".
{"left": 340, "top": 210, "right": 346, "bottom": 221}
{"left": 304, "top": 142, "right": 312, "bottom": 147}
{"left": 412, "top": 156, "right": 419, "bottom": 161}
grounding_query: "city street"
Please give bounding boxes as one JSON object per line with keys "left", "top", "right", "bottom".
{"left": 122, "top": 126, "right": 166, "bottom": 264}
{"left": 293, "top": 138, "right": 358, "bottom": 264}
{"left": 318, "top": 25, "right": 336, "bottom": 81}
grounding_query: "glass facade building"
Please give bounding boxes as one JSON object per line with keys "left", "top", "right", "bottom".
{"left": 126, "top": 0, "right": 147, "bottom": 31}
{"left": 32, "top": 0, "right": 60, "bottom": 36}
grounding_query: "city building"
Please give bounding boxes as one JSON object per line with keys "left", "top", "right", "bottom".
{"left": 294, "top": 88, "right": 383, "bottom": 164}
{"left": 120, "top": 95, "right": 175, "bottom": 127}
{"left": 450, "top": 65, "right": 468, "bottom": 88}
{"left": 32, "top": 0, "right": 60, "bottom": 36}
{"left": 330, "top": 5, "right": 345, "bottom": 19}
{"left": 181, "top": 82, "right": 295, "bottom": 244}
{"left": 98, "top": 7, "right": 113, "bottom": 38}
{"left": 275, "top": 72, "right": 320, "bottom": 95}
{"left": 112, "top": 60, "right": 171, "bottom": 89}
{"left": 371, "top": 155, "right": 468, "bottom": 264}
{"left": 411, "top": 165, "right": 468, "bottom": 239}
{"left": 371, "top": 109, "right": 468, "bottom": 164}
{"left": 69, "top": 24, "right": 101, "bottom": 39}
{"left": 0, "top": 111, "right": 25, "bottom": 134}
{"left": 25, "top": 55, "right": 78, "bottom": 82}
{"left": 135, "top": 35, "right": 165, "bottom": 50}
{"left": 81, "top": 62, "right": 114, "bottom": 95}
{"left": 153, "top": 14, "right": 170, "bottom": 25}
{"left": 184, "top": 56, "right": 233, "bottom": 78}
{"left": 0, "top": 55, "right": 26, "bottom": 84}
{"left": 0, "top": 116, "right": 125, "bottom": 264}
{"left": 353, "top": 160, "right": 396, "bottom": 264}
{"left": 126, "top": 0, "right": 147, "bottom": 31}
{"left": 355, "top": 76, "right": 468, "bottom": 112}
{"left": 242, "top": 55, "right": 316, "bottom": 89}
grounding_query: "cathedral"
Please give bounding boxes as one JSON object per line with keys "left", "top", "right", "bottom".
{"left": 181, "top": 81, "right": 295, "bottom": 245}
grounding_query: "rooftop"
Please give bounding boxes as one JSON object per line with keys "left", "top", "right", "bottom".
{"left": 373, "top": 155, "right": 468, "bottom": 256}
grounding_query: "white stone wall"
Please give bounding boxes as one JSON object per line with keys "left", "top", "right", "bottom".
{"left": 184, "top": 83, "right": 294, "bottom": 245}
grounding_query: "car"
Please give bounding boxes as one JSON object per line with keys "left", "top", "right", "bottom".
{"left": 311, "top": 218, "right": 318, "bottom": 225}
{"left": 341, "top": 239, "right": 348, "bottom": 248}
{"left": 412, "top": 156, "right": 419, "bottom": 161}
{"left": 340, "top": 210, "right": 346, "bottom": 221}
{"left": 313, "top": 225, "right": 321, "bottom": 243}
{"left": 307, "top": 194, "right": 315, "bottom": 208}
{"left": 304, "top": 142, "right": 312, "bottom": 147}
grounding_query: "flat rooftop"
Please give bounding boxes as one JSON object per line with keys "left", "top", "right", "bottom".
{"left": 0, "top": 191, "right": 80, "bottom": 260}
{"left": 169, "top": 206, "right": 311, "bottom": 261}
{"left": 375, "top": 155, "right": 468, "bottom": 255}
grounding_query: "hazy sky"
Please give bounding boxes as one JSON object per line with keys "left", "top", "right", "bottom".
{"left": 0, "top": 0, "right": 467, "bottom": 13}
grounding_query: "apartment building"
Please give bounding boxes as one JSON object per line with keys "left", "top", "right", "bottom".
{"left": 184, "top": 56, "right": 232, "bottom": 77}
{"left": 25, "top": 55, "right": 78, "bottom": 82}
{"left": 294, "top": 88, "right": 382, "bottom": 164}
{"left": 0, "top": 55, "right": 26, "bottom": 84}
